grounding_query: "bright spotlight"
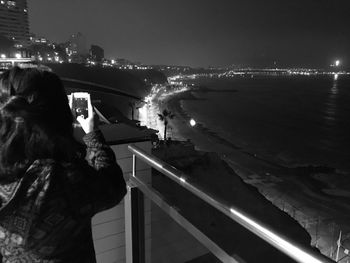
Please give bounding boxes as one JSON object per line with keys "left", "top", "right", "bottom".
{"left": 15, "top": 53, "right": 22, "bottom": 59}
{"left": 190, "top": 119, "right": 196, "bottom": 127}
{"left": 335, "top": 60, "right": 340, "bottom": 67}
{"left": 0, "top": 54, "right": 6, "bottom": 59}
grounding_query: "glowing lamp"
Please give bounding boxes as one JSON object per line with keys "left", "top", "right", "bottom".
{"left": 189, "top": 119, "right": 196, "bottom": 127}
{"left": 335, "top": 60, "right": 340, "bottom": 67}
{"left": 15, "top": 53, "right": 21, "bottom": 59}
{"left": 0, "top": 54, "right": 6, "bottom": 59}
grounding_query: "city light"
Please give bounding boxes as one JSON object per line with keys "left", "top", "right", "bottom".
{"left": 190, "top": 119, "right": 196, "bottom": 127}
{"left": 15, "top": 53, "right": 22, "bottom": 59}
{"left": 0, "top": 54, "right": 6, "bottom": 59}
{"left": 335, "top": 60, "right": 340, "bottom": 67}
{"left": 7, "top": 1, "right": 16, "bottom": 6}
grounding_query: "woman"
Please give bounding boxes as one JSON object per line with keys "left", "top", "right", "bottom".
{"left": 0, "top": 67, "right": 126, "bottom": 262}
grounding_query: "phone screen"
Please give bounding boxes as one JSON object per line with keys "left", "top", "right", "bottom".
{"left": 73, "top": 97, "right": 88, "bottom": 119}
{"left": 68, "top": 92, "right": 90, "bottom": 119}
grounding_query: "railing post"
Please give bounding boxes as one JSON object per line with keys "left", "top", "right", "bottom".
{"left": 132, "top": 154, "right": 136, "bottom": 177}
{"left": 125, "top": 155, "right": 145, "bottom": 263}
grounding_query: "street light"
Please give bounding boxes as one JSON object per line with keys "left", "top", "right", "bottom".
{"left": 15, "top": 53, "right": 22, "bottom": 59}
{"left": 189, "top": 119, "right": 196, "bottom": 127}
{"left": 335, "top": 60, "right": 340, "bottom": 67}
{"left": 0, "top": 54, "right": 6, "bottom": 59}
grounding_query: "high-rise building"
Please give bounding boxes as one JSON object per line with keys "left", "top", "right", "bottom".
{"left": 0, "top": 0, "right": 30, "bottom": 47}
{"left": 68, "top": 32, "right": 88, "bottom": 56}
{"left": 90, "top": 45, "right": 104, "bottom": 62}
{"left": 65, "top": 32, "right": 88, "bottom": 63}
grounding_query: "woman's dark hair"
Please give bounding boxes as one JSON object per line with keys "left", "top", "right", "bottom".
{"left": 0, "top": 67, "right": 81, "bottom": 181}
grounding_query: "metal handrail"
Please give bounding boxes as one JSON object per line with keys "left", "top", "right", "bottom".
{"left": 128, "top": 174, "right": 238, "bottom": 263}
{"left": 128, "top": 144, "right": 333, "bottom": 263}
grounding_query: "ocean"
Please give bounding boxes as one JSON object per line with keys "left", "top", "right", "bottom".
{"left": 180, "top": 75, "right": 350, "bottom": 173}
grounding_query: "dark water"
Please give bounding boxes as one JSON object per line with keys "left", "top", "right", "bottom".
{"left": 182, "top": 75, "right": 350, "bottom": 172}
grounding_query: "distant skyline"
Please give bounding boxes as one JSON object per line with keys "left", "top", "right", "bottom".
{"left": 28, "top": 0, "right": 349, "bottom": 68}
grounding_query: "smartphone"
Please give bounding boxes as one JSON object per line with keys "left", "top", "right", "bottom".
{"left": 68, "top": 92, "right": 91, "bottom": 119}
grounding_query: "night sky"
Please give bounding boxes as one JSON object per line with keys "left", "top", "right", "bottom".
{"left": 28, "top": 0, "right": 350, "bottom": 68}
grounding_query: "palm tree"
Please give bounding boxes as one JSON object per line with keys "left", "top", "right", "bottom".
{"left": 158, "top": 109, "right": 175, "bottom": 141}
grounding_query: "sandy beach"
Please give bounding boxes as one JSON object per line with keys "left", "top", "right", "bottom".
{"left": 139, "top": 85, "right": 350, "bottom": 260}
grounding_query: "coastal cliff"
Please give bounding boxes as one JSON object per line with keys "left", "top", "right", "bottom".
{"left": 45, "top": 63, "right": 167, "bottom": 98}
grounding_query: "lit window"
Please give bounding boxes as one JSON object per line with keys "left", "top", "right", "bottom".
{"left": 7, "top": 1, "right": 16, "bottom": 6}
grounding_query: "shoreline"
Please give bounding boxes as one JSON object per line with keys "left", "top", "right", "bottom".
{"left": 165, "top": 89, "right": 350, "bottom": 197}
{"left": 152, "top": 86, "right": 350, "bottom": 258}
{"left": 165, "top": 90, "right": 340, "bottom": 173}
{"left": 166, "top": 92, "right": 241, "bottom": 151}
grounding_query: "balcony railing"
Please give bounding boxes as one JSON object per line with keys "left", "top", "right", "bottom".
{"left": 125, "top": 144, "right": 334, "bottom": 263}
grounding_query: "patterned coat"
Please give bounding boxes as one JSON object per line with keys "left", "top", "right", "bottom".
{"left": 0, "top": 130, "right": 126, "bottom": 262}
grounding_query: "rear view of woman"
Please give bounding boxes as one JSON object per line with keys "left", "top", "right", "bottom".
{"left": 0, "top": 67, "right": 126, "bottom": 262}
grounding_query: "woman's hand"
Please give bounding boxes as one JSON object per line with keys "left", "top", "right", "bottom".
{"left": 76, "top": 97, "right": 99, "bottom": 134}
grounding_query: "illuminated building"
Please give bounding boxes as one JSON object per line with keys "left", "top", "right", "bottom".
{"left": 66, "top": 32, "right": 88, "bottom": 63}
{"left": 0, "top": 0, "right": 30, "bottom": 47}
{"left": 29, "top": 33, "right": 48, "bottom": 44}
{"left": 68, "top": 32, "right": 88, "bottom": 56}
